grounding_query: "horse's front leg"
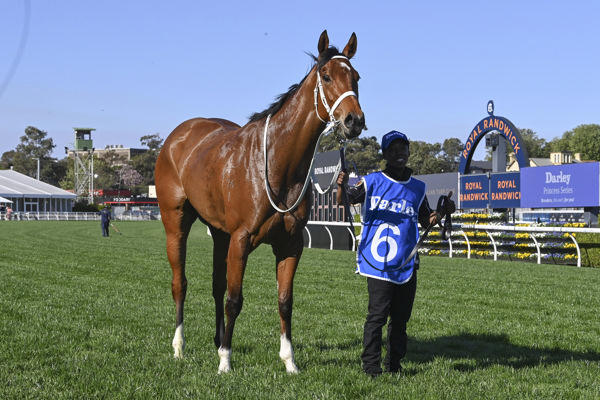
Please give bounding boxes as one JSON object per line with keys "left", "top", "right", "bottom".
{"left": 273, "top": 238, "right": 303, "bottom": 374}
{"left": 210, "top": 228, "right": 230, "bottom": 351}
{"left": 217, "top": 232, "right": 249, "bottom": 374}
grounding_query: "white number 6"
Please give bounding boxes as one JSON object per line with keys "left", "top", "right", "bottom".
{"left": 370, "top": 223, "right": 400, "bottom": 263}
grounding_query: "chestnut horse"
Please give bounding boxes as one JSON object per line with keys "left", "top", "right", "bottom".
{"left": 155, "top": 30, "right": 365, "bottom": 374}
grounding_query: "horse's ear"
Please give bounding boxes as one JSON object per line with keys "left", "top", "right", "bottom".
{"left": 342, "top": 32, "right": 358, "bottom": 59}
{"left": 318, "top": 30, "right": 329, "bottom": 55}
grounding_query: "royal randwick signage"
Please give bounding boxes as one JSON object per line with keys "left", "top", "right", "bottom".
{"left": 490, "top": 172, "right": 521, "bottom": 208}
{"left": 458, "top": 102, "right": 529, "bottom": 175}
{"left": 311, "top": 150, "right": 341, "bottom": 194}
{"left": 459, "top": 172, "right": 521, "bottom": 209}
{"left": 459, "top": 174, "right": 490, "bottom": 209}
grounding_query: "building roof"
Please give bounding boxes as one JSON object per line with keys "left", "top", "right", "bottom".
{"left": 529, "top": 158, "right": 555, "bottom": 167}
{"left": 0, "top": 169, "right": 77, "bottom": 199}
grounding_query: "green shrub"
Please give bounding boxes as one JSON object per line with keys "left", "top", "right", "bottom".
{"left": 578, "top": 232, "right": 600, "bottom": 267}
{"left": 72, "top": 201, "right": 100, "bottom": 212}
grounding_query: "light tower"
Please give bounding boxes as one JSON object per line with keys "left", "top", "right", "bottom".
{"left": 72, "top": 128, "right": 96, "bottom": 203}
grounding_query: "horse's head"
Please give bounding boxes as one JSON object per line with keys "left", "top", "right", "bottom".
{"left": 314, "top": 30, "right": 365, "bottom": 139}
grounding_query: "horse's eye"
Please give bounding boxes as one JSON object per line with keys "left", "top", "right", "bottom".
{"left": 322, "top": 74, "right": 331, "bottom": 82}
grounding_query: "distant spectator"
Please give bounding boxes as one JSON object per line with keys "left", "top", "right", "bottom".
{"left": 100, "top": 207, "right": 111, "bottom": 237}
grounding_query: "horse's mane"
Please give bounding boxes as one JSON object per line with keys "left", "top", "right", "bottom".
{"left": 248, "top": 47, "right": 341, "bottom": 122}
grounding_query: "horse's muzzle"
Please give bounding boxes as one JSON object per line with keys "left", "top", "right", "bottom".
{"left": 343, "top": 112, "right": 366, "bottom": 138}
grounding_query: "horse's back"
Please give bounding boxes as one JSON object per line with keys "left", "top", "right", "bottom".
{"left": 156, "top": 117, "right": 241, "bottom": 209}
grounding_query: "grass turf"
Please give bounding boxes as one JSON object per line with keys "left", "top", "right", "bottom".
{"left": 1, "top": 221, "right": 599, "bottom": 399}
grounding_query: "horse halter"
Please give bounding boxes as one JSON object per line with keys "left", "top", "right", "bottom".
{"left": 313, "top": 55, "right": 358, "bottom": 124}
{"left": 263, "top": 55, "right": 358, "bottom": 214}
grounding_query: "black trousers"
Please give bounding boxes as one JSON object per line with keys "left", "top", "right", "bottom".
{"left": 101, "top": 222, "right": 110, "bottom": 237}
{"left": 361, "top": 271, "right": 417, "bottom": 374}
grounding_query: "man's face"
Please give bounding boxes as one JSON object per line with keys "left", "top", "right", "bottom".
{"left": 383, "top": 139, "right": 409, "bottom": 169}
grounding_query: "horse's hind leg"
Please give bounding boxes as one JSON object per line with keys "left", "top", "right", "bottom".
{"left": 162, "top": 202, "right": 197, "bottom": 358}
{"left": 273, "top": 238, "right": 303, "bottom": 374}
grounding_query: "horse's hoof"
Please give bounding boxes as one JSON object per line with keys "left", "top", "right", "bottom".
{"left": 284, "top": 361, "right": 300, "bottom": 374}
{"left": 217, "top": 365, "right": 230, "bottom": 374}
{"left": 217, "top": 347, "right": 231, "bottom": 374}
{"left": 172, "top": 324, "right": 185, "bottom": 359}
{"left": 173, "top": 347, "right": 184, "bottom": 359}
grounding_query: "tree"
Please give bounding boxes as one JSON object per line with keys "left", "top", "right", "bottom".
{"left": 565, "top": 124, "right": 600, "bottom": 161}
{"left": 130, "top": 133, "right": 164, "bottom": 186}
{"left": 515, "top": 128, "right": 549, "bottom": 158}
{"left": 546, "top": 124, "right": 600, "bottom": 161}
{"left": 139, "top": 133, "right": 164, "bottom": 152}
{"left": 439, "top": 138, "right": 463, "bottom": 172}
{"left": 317, "top": 131, "right": 382, "bottom": 175}
{"left": 344, "top": 136, "right": 382, "bottom": 175}
{"left": 0, "top": 150, "right": 16, "bottom": 170}
{"left": 547, "top": 132, "right": 572, "bottom": 153}
{"left": 112, "top": 165, "right": 145, "bottom": 196}
{"left": 408, "top": 141, "right": 442, "bottom": 175}
{"left": 4, "top": 126, "right": 57, "bottom": 181}
{"left": 317, "top": 129, "right": 345, "bottom": 152}
{"left": 100, "top": 149, "right": 128, "bottom": 166}
{"left": 119, "top": 165, "right": 144, "bottom": 187}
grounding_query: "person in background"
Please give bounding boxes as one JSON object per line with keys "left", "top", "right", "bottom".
{"left": 336, "top": 130, "right": 455, "bottom": 377}
{"left": 100, "top": 206, "right": 111, "bottom": 237}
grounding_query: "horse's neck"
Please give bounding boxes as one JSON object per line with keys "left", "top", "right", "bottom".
{"left": 266, "top": 77, "right": 324, "bottom": 185}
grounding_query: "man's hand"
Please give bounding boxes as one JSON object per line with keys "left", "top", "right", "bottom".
{"left": 336, "top": 171, "right": 349, "bottom": 187}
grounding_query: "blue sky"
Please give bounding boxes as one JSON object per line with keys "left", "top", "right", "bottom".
{"left": 1, "top": 1, "right": 598, "bottom": 160}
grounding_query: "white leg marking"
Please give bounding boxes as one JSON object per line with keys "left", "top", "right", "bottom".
{"left": 172, "top": 323, "right": 185, "bottom": 359}
{"left": 279, "top": 334, "right": 299, "bottom": 374}
{"left": 218, "top": 347, "right": 232, "bottom": 374}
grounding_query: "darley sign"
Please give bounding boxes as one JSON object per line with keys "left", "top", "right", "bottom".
{"left": 521, "top": 163, "right": 600, "bottom": 208}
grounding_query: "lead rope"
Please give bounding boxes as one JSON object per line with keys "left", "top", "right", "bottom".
{"left": 263, "top": 115, "right": 338, "bottom": 213}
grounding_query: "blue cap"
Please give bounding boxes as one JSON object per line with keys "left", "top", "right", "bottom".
{"left": 381, "top": 130, "right": 409, "bottom": 151}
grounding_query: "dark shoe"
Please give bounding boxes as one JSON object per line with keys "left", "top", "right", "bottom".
{"left": 364, "top": 368, "right": 383, "bottom": 378}
{"left": 385, "top": 365, "right": 402, "bottom": 374}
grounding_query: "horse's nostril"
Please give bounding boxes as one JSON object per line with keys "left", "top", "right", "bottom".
{"left": 344, "top": 114, "right": 353, "bottom": 127}
{"left": 345, "top": 113, "right": 365, "bottom": 131}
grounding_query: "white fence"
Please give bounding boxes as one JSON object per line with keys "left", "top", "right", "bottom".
{"left": 0, "top": 211, "right": 158, "bottom": 221}
{"left": 304, "top": 221, "right": 600, "bottom": 268}
{"left": 453, "top": 224, "right": 600, "bottom": 267}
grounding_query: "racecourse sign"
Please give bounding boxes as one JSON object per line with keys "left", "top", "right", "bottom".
{"left": 490, "top": 172, "right": 521, "bottom": 208}
{"left": 458, "top": 104, "right": 529, "bottom": 174}
{"left": 459, "top": 174, "right": 490, "bottom": 209}
{"left": 521, "top": 163, "right": 600, "bottom": 208}
{"left": 459, "top": 172, "right": 522, "bottom": 209}
{"left": 311, "top": 150, "right": 341, "bottom": 194}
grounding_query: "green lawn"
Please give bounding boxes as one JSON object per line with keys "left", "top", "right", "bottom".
{"left": 1, "top": 221, "right": 599, "bottom": 399}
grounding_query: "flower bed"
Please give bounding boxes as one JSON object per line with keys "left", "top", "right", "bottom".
{"left": 421, "top": 219, "right": 580, "bottom": 265}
